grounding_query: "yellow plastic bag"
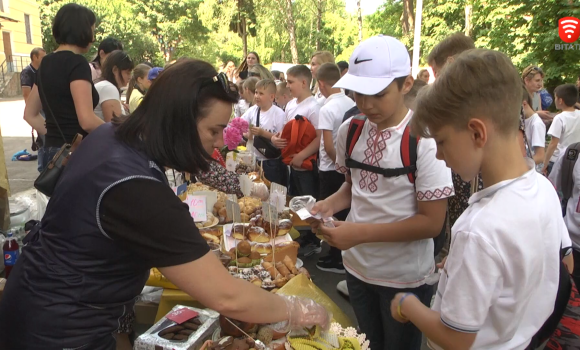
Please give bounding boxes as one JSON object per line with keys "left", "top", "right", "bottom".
{"left": 277, "top": 274, "right": 355, "bottom": 328}
{"left": 146, "top": 268, "right": 179, "bottom": 289}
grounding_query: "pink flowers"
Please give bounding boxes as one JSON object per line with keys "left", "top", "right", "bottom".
{"left": 223, "top": 117, "right": 249, "bottom": 151}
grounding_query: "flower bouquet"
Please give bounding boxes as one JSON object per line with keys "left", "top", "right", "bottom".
{"left": 221, "top": 117, "right": 249, "bottom": 160}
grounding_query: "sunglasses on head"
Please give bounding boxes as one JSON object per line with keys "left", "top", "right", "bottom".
{"left": 199, "top": 72, "right": 237, "bottom": 98}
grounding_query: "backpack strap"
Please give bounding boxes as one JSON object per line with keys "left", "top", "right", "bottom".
{"left": 401, "top": 124, "right": 419, "bottom": 184}
{"left": 560, "top": 142, "right": 580, "bottom": 213}
{"left": 345, "top": 115, "right": 367, "bottom": 158}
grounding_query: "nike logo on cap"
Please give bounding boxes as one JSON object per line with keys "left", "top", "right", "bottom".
{"left": 354, "top": 57, "right": 372, "bottom": 64}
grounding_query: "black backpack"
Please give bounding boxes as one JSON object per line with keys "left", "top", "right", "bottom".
{"left": 344, "top": 114, "right": 447, "bottom": 256}
{"left": 559, "top": 142, "right": 580, "bottom": 216}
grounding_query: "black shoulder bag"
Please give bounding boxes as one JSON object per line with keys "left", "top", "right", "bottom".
{"left": 252, "top": 108, "right": 282, "bottom": 159}
{"left": 34, "top": 67, "right": 83, "bottom": 197}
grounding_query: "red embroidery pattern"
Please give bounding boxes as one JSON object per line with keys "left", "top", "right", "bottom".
{"left": 359, "top": 127, "right": 391, "bottom": 193}
{"left": 417, "top": 186, "right": 455, "bottom": 201}
{"left": 335, "top": 163, "right": 349, "bottom": 174}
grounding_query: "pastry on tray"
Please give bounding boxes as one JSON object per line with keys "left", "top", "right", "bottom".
{"left": 248, "top": 227, "right": 269, "bottom": 243}
{"left": 199, "top": 227, "right": 222, "bottom": 237}
{"left": 232, "top": 224, "right": 247, "bottom": 240}
{"left": 252, "top": 243, "right": 272, "bottom": 255}
{"left": 278, "top": 219, "right": 293, "bottom": 236}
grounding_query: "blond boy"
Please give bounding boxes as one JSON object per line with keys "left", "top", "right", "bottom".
{"left": 391, "top": 49, "right": 571, "bottom": 350}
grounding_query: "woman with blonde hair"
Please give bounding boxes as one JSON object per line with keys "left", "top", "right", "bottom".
{"left": 126, "top": 64, "right": 152, "bottom": 113}
{"left": 522, "top": 65, "right": 552, "bottom": 122}
{"left": 310, "top": 51, "right": 335, "bottom": 104}
{"left": 248, "top": 64, "right": 275, "bottom": 80}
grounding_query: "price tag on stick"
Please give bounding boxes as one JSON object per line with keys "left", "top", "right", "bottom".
{"left": 226, "top": 200, "right": 242, "bottom": 223}
{"left": 187, "top": 195, "right": 207, "bottom": 222}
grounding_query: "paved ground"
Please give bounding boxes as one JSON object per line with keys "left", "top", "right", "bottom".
{"left": 0, "top": 97, "right": 39, "bottom": 194}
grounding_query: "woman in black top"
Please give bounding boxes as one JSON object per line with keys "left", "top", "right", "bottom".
{"left": 23, "top": 3, "right": 104, "bottom": 172}
{"left": 0, "top": 59, "right": 329, "bottom": 349}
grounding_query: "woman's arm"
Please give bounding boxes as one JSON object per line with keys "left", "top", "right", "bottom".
{"left": 160, "top": 253, "right": 289, "bottom": 323}
{"left": 70, "top": 80, "right": 104, "bottom": 132}
{"left": 101, "top": 100, "right": 122, "bottom": 123}
{"left": 23, "top": 85, "right": 47, "bottom": 135}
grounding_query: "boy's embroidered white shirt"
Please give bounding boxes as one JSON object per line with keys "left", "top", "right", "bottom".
{"left": 335, "top": 110, "right": 454, "bottom": 287}
{"left": 548, "top": 110, "right": 580, "bottom": 162}
{"left": 431, "top": 159, "right": 570, "bottom": 349}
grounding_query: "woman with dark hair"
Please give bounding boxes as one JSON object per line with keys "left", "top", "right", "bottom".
{"left": 0, "top": 59, "right": 329, "bottom": 349}
{"left": 94, "top": 50, "right": 134, "bottom": 122}
{"left": 235, "top": 51, "right": 260, "bottom": 82}
{"left": 90, "top": 37, "right": 124, "bottom": 81}
{"left": 23, "top": 3, "right": 104, "bottom": 173}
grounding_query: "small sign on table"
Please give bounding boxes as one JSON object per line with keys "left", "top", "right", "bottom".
{"left": 186, "top": 195, "right": 207, "bottom": 222}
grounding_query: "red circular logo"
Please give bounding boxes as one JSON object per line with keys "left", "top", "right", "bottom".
{"left": 559, "top": 17, "right": 580, "bottom": 43}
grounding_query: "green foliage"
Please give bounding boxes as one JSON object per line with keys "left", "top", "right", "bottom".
{"left": 37, "top": 0, "right": 579, "bottom": 96}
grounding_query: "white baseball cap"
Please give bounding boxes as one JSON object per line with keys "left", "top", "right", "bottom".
{"left": 334, "top": 35, "right": 411, "bottom": 95}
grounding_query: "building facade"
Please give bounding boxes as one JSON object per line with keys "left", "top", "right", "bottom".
{"left": 0, "top": 0, "right": 42, "bottom": 71}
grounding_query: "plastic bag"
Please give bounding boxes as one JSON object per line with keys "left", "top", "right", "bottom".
{"left": 277, "top": 274, "right": 355, "bottom": 328}
{"left": 289, "top": 196, "right": 317, "bottom": 213}
{"left": 139, "top": 286, "right": 164, "bottom": 304}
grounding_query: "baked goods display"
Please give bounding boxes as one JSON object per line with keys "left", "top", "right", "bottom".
{"left": 227, "top": 254, "right": 308, "bottom": 291}
{"left": 200, "top": 227, "right": 222, "bottom": 245}
{"left": 196, "top": 213, "right": 218, "bottom": 229}
{"left": 215, "top": 316, "right": 288, "bottom": 350}
{"left": 263, "top": 241, "right": 299, "bottom": 265}
{"left": 227, "top": 241, "right": 263, "bottom": 268}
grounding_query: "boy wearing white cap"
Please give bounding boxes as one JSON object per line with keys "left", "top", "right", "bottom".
{"left": 310, "top": 35, "right": 453, "bottom": 350}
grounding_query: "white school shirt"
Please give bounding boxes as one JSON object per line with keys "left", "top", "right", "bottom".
{"left": 284, "top": 96, "right": 321, "bottom": 129}
{"left": 524, "top": 113, "right": 546, "bottom": 172}
{"left": 241, "top": 105, "right": 286, "bottom": 161}
{"left": 550, "top": 153, "right": 580, "bottom": 249}
{"left": 335, "top": 110, "right": 454, "bottom": 288}
{"left": 548, "top": 110, "right": 580, "bottom": 162}
{"left": 235, "top": 99, "right": 250, "bottom": 118}
{"left": 94, "top": 80, "right": 123, "bottom": 121}
{"left": 318, "top": 93, "right": 356, "bottom": 172}
{"left": 315, "top": 90, "right": 326, "bottom": 106}
{"left": 430, "top": 159, "right": 571, "bottom": 350}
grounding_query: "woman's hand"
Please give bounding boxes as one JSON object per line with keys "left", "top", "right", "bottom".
{"left": 275, "top": 295, "right": 331, "bottom": 331}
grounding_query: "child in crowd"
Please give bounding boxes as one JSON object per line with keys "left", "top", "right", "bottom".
{"left": 312, "top": 35, "right": 453, "bottom": 350}
{"left": 522, "top": 86, "right": 546, "bottom": 170}
{"left": 404, "top": 79, "right": 427, "bottom": 110}
{"left": 550, "top": 140, "right": 580, "bottom": 290}
{"left": 427, "top": 33, "right": 484, "bottom": 232}
{"left": 273, "top": 64, "right": 322, "bottom": 256}
{"left": 390, "top": 48, "right": 571, "bottom": 350}
{"left": 314, "top": 63, "right": 355, "bottom": 274}
{"left": 275, "top": 82, "right": 292, "bottom": 111}
{"left": 242, "top": 77, "right": 259, "bottom": 107}
{"left": 242, "top": 79, "right": 287, "bottom": 185}
{"left": 543, "top": 84, "right": 580, "bottom": 175}
{"left": 235, "top": 80, "right": 249, "bottom": 118}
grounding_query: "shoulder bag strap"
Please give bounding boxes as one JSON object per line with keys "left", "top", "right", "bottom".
{"left": 256, "top": 108, "right": 260, "bottom": 128}
{"left": 37, "top": 66, "right": 67, "bottom": 144}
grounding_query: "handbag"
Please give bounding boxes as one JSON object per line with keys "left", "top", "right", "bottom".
{"left": 33, "top": 67, "right": 83, "bottom": 197}
{"left": 253, "top": 109, "right": 282, "bottom": 159}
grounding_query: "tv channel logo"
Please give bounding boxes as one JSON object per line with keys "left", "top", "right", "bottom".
{"left": 559, "top": 17, "right": 580, "bottom": 43}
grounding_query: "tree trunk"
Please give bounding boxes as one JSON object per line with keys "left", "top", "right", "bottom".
{"left": 357, "top": 0, "right": 362, "bottom": 42}
{"left": 316, "top": 0, "right": 323, "bottom": 51}
{"left": 402, "top": 0, "right": 414, "bottom": 36}
{"left": 239, "top": 1, "right": 248, "bottom": 58}
{"left": 284, "top": 0, "right": 299, "bottom": 63}
{"left": 465, "top": 4, "right": 473, "bottom": 37}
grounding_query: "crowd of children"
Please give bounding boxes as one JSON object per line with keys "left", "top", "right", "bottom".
{"left": 218, "top": 31, "right": 580, "bottom": 350}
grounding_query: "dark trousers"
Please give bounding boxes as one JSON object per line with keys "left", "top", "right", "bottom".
{"left": 290, "top": 167, "right": 319, "bottom": 243}
{"left": 261, "top": 158, "right": 288, "bottom": 187}
{"left": 346, "top": 272, "right": 434, "bottom": 350}
{"left": 319, "top": 170, "right": 349, "bottom": 260}
{"left": 572, "top": 249, "right": 580, "bottom": 290}
{"left": 289, "top": 168, "right": 318, "bottom": 199}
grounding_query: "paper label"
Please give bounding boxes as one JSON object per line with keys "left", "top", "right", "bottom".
{"left": 227, "top": 200, "right": 241, "bottom": 223}
{"left": 239, "top": 175, "right": 252, "bottom": 197}
{"left": 269, "top": 191, "right": 286, "bottom": 212}
{"left": 223, "top": 223, "right": 233, "bottom": 237}
{"left": 166, "top": 307, "right": 199, "bottom": 324}
{"left": 271, "top": 182, "right": 287, "bottom": 196}
{"left": 186, "top": 195, "right": 207, "bottom": 222}
{"left": 296, "top": 208, "right": 322, "bottom": 221}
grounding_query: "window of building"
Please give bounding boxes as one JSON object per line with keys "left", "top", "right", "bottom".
{"left": 24, "top": 14, "right": 32, "bottom": 44}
